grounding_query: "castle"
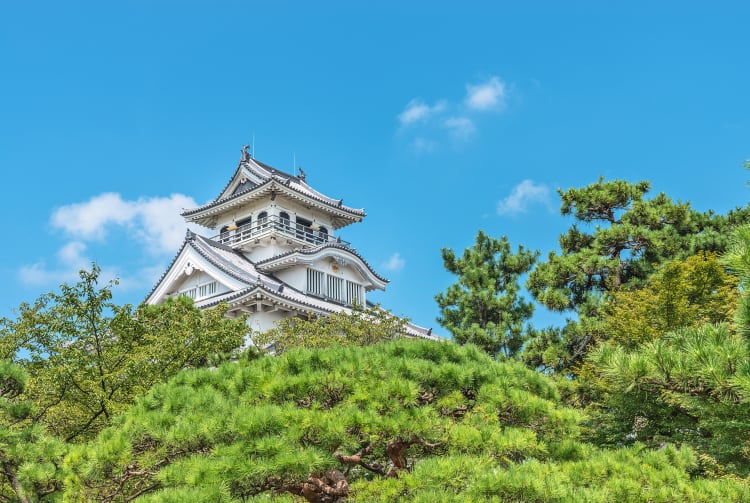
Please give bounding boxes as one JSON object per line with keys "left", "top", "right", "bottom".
{"left": 147, "top": 146, "right": 436, "bottom": 340}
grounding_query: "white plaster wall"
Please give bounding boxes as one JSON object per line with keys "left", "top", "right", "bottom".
{"left": 275, "top": 267, "right": 308, "bottom": 291}
{"left": 247, "top": 310, "right": 288, "bottom": 334}
{"left": 246, "top": 241, "right": 296, "bottom": 262}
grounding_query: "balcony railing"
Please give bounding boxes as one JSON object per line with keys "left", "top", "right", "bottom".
{"left": 212, "top": 214, "right": 350, "bottom": 248}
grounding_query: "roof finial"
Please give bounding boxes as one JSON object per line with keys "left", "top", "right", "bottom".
{"left": 241, "top": 144, "right": 251, "bottom": 163}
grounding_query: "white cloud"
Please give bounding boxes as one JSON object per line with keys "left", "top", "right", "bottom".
{"left": 497, "top": 180, "right": 551, "bottom": 215}
{"left": 398, "top": 99, "right": 446, "bottom": 126}
{"left": 443, "top": 116, "right": 476, "bottom": 139}
{"left": 20, "top": 192, "right": 200, "bottom": 290}
{"left": 51, "top": 192, "right": 197, "bottom": 254}
{"left": 51, "top": 193, "right": 136, "bottom": 240}
{"left": 397, "top": 75, "right": 510, "bottom": 152}
{"left": 465, "top": 76, "right": 506, "bottom": 111}
{"left": 19, "top": 241, "right": 90, "bottom": 286}
{"left": 382, "top": 253, "right": 405, "bottom": 272}
{"left": 18, "top": 241, "right": 161, "bottom": 291}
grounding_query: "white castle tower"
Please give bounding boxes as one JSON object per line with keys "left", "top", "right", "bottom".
{"left": 146, "top": 146, "right": 436, "bottom": 339}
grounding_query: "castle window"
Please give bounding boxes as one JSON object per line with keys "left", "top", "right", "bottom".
{"left": 306, "top": 268, "right": 363, "bottom": 305}
{"left": 219, "top": 225, "right": 230, "bottom": 244}
{"left": 296, "top": 216, "right": 314, "bottom": 242}
{"left": 258, "top": 211, "right": 268, "bottom": 230}
{"left": 345, "top": 280, "right": 362, "bottom": 305}
{"left": 327, "top": 275, "right": 343, "bottom": 301}
{"left": 307, "top": 269, "right": 325, "bottom": 295}
{"left": 279, "top": 212, "right": 291, "bottom": 232}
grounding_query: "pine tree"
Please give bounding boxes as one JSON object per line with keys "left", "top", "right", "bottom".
{"left": 436, "top": 231, "right": 538, "bottom": 357}
{"left": 525, "top": 177, "right": 750, "bottom": 372}
{"left": 0, "top": 361, "right": 64, "bottom": 502}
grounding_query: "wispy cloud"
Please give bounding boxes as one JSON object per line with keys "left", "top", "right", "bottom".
{"left": 51, "top": 192, "right": 197, "bottom": 254}
{"left": 443, "top": 117, "right": 476, "bottom": 139}
{"left": 397, "top": 74, "right": 508, "bottom": 152}
{"left": 465, "top": 76, "right": 506, "bottom": 111}
{"left": 20, "top": 192, "right": 199, "bottom": 289}
{"left": 382, "top": 252, "right": 405, "bottom": 272}
{"left": 497, "top": 180, "right": 551, "bottom": 215}
{"left": 19, "top": 241, "right": 90, "bottom": 286}
{"left": 398, "top": 99, "right": 447, "bottom": 126}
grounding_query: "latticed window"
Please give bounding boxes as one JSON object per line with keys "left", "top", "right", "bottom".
{"left": 307, "top": 269, "right": 325, "bottom": 295}
{"left": 180, "top": 288, "right": 197, "bottom": 299}
{"left": 345, "top": 280, "right": 362, "bottom": 305}
{"left": 180, "top": 281, "right": 217, "bottom": 300}
{"left": 306, "top": 268, "right": 363, "bottom": 305}
{"left": 327, "top": 276, "right": 344, "bottom": 302}
{"left": 198, "top": 281, "right": 217, "bottom": 298}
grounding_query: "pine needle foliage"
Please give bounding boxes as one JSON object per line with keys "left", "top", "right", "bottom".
{"left": 591, "top": 323, "right": 750, "bottom": 475}
{"left": 436, "top": 231, "right": 538, "bottom": 357}
{"left": 524, "top": 177, "right": 750, "bottom": 372}
{"left": 63, "top": 340, "right": 748, "bottom": 502}
{"left": 0, "top": 361, "right": 65, "bottom": 502}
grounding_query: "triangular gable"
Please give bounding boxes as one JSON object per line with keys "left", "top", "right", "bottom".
{"left": 216, "top": 163, "right": 268, "bottom": 201}
{"left": 146, "top": 243, "right": 250, "bottom": 305}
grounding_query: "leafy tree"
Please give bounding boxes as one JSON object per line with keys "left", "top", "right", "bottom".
{"left": 0, "top": 361, "right": 64, "bottom": 503}
{"left": 436, "top": 231, "right": 538, "bottom": 357}
{"left": 591, "top": 323, "right": 750, "bottom": 475}
{"left": 587, "top": 226, "right": 750, "bottom": 475}
{"left": 604, "top": 252, "right": 738, "bottom": 348}
{"left": 65, "top": 339, "right": 749, "bottom": 502}
{"left": 253, "top": 304, "right": 406, "bottom": 354}
{"left": 525, "top": 177, "right": 748, "bottom": 372}
{"left": 0, "top": 265, "right": 247, "bottom": 442}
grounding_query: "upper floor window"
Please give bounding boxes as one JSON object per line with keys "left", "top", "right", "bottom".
{"left": 306, "top": 268, "right": 363, "bottom": 305}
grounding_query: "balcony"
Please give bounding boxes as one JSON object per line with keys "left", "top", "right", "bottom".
{"left": 212, "top": 215, "right": 350, "bottom": 249}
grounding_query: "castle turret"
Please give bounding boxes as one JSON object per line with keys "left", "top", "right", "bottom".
{"left": 146, "top": 147, "right": 436, "bottom": 340}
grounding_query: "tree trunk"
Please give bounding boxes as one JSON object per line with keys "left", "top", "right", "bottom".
{"left": 3, "top": 461, "right": 31, "bottom": 503}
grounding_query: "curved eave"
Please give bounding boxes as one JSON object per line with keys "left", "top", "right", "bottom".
{"left": 255, "top": 244, "right": 388, "bottom": 291}
{"left": 202, "top": 284, "right": 343, "bottom": 317}
{"left": 182, "top": 180, "right": 365, "bottom": 229}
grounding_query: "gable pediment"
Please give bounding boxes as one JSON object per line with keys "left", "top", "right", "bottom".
{"left": 146, "top": 245, "right": 247, "bottom": 305}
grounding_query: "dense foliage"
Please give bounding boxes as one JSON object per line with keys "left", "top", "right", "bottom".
{"left": 603, "top": 252, "right": 738, "bottom": 348}
{"left": 0, "top": 266, "right": 247, "bottom": 500}
{"left": 66, "top": 340, "right": 750, "bottom": 502}
{"left": 436, "top": 231, "right": 538, "bottom": 357}
{"left": 523, "top": 178, "right": 750, "bottom": 372}
{"left": 253, "top": 304, "right": 406, "bottom": 354}
{"left": 0, "top": 267, "right": 246, "bottom": 442}
{"left": 0, "top": 361, "right": 64, "bottom": 502}
{"left": 591, "top": 323, "right": 750, "bottom": 474}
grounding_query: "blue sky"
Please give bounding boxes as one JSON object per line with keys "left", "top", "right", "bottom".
{"left": 2, "top": 2, "right": 749, "bottom": 334}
